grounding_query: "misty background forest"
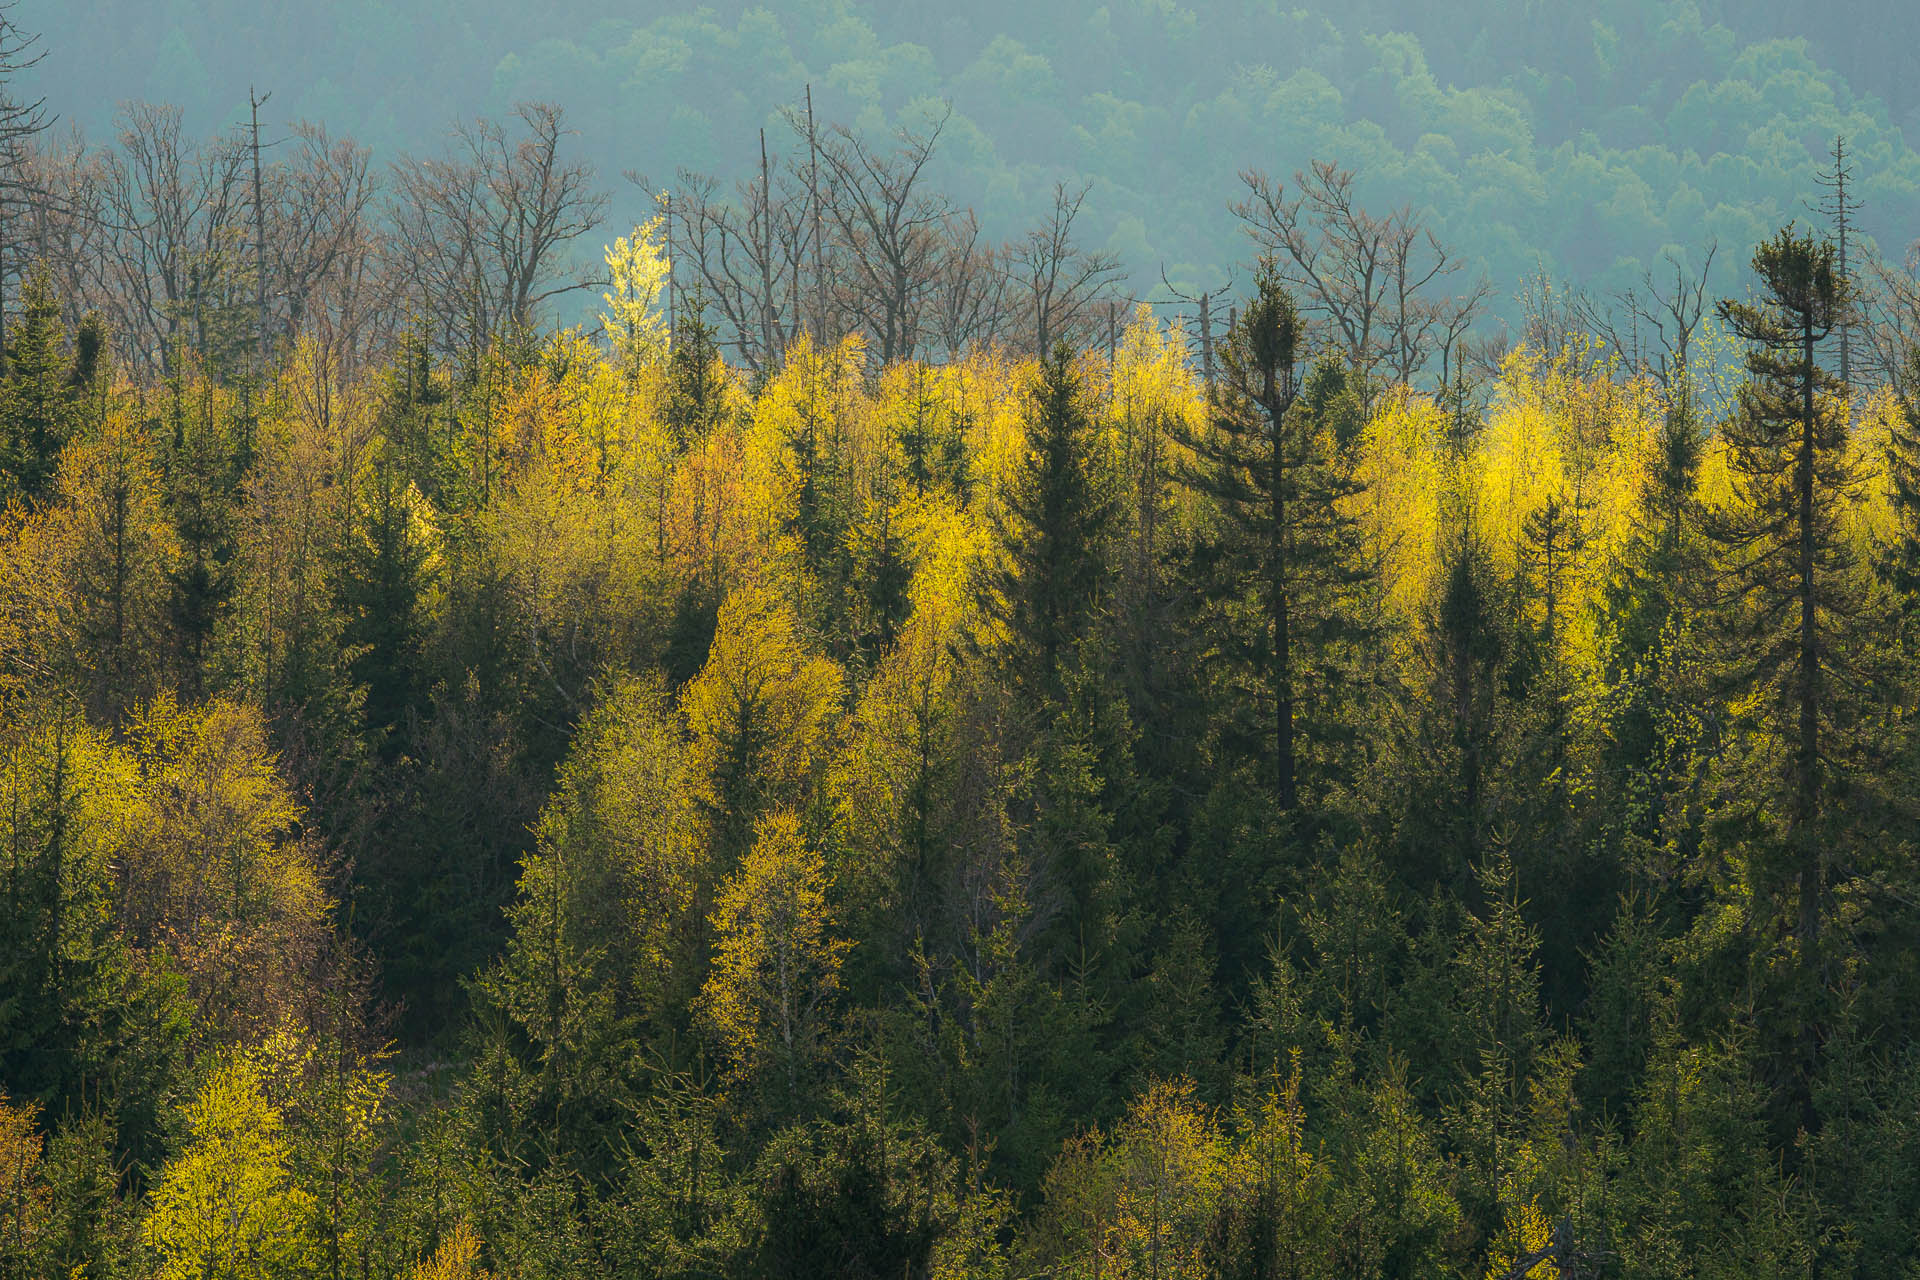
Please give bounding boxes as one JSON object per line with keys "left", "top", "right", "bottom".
{"left": 4, "top": 2, "right": 1920, "bottom": 1278}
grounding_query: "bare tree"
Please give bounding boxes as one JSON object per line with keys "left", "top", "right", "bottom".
{"left": 96, "top": 103, "right": 252, "bottom": 375}
{"left": 1011, "top": 180, "right": 1124, "bottom": 358}
{"left": 267, "top": 123, "right": 389, "bottom": 378}
{"left": 12, "top": 124, "right": 109, "bottom": 324}
{"left": 390, "top": 102, "right": 606, "bottom": 360}
{"left": 1864, "top": 247, "right": 1920, "bottom": 388}
{"left": 1236, "top": 160, "right": 1478, "bottom": 396}
{"left": 815, "top": 106, "right": 953, "bottom": 365}
{"left": 650, "top": 155, "right": 810, "bottom": 374}
{"left": 926, "top": 207, "right": 1009, "bottom": 359}
{"left": 0, "top": 1, "right": 50, "bottom": 343}
{"left": 1614, "top": 244, "right": 1718, "bottom": 392}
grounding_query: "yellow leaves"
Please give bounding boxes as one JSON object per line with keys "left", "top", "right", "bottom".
{"left": 144, "top": 1052, "right": 316, "bottom": 1280}
{"left": 1845, "top": 387, "right": 1905, "bottom": 558}
{"left": 602, "top": 216, "right": 671, "bottom": 373}
{"left": 1484, "top": 1199, "right": 1560, "bottom": 1280}
{"left": 1031, "top": 1078, "right": 1226, "bottom": 1280}
{"left": 1353, "top": 388, "right": 1454, "bottom": 624}
{"left": 700, "top": 812, "right": 849, "bottom": 1081}
{"left": 832, "top": 609, "right": 960, "bottom": 889}
{"left": 0, "top": 1094, "right": 48, "bottom": 1260}
{"left": 123, "top": 697, "right": 328, "bottom": 1044}
{"left": 410, "top": 1222, "right": 495, "bottom": 1280}
{"left": 532, "top": 673, "right": 700, "bottom": 1006}
{"left": 683, "top": 583, "right": 842, "bottom": 830}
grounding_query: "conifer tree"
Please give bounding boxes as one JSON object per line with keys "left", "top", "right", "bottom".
{"left": 1182, "top": 264, "right": 1373, "bottom": 810}
{"left": 1708, "top": 225, "right": 1865, "bottom": 984}
{"left": 977, "top": 343, "right": 1115, "bottom": 705}
{"left": 0, "top": 265, "right": 84, "bottom": 502}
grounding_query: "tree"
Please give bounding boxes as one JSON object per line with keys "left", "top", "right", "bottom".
{"left": 601, "top": 216, "right": 670, "bottom": 375}
{"left": 1708, "top": 225, "right": 1865, "bottom": 1001}
{"left": 0, "top": 263, "right": 89, "bottom": 501}
{"left": 1182, "top": 265, "right": 1375, "bottom": 811}
{"left": 144, "top": 1051, "right": 317, "bottom": 1280}
{"left": 682, "top": 583, "right": 842, "bottom": 872}
{"left": 701, "top": 811, "right": 850, "bottom": 1109}
{"left": 976, "top": 344, "right": 1116, "bottom": 704}
{"left": 815, "top": 108, "right": 953, "bottom": 366}
{"left": 390, "top": 102, "right": 607, "bottom": 359}
{"left": 1011, "top": 182, "right": 1123, "bottom": 360}
{"left": 1235, "top": 161, "right": 1483, "bottom": 399}
{"left": 332, "top": 438, "right": 438, "bottom": 753}
{"left": 0, "top": 709, "right": 185, "bottom": 1163}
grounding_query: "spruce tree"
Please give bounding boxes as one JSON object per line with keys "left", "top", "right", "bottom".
{"left": 977, "top": 342, "right": 1116, "bottom": 705}
{"left": 1708, "top": 225, "right": 1864, "bottom": 980}
{"left": 1182, "top": 264, "right": 1374, "bottom": 811}
{"left": 0, "top": 265, "right": 83, "bottom": 502}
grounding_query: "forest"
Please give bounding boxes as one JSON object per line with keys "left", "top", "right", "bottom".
{"left": 5, "top": 2, "right": 1920, "bottom": 1279}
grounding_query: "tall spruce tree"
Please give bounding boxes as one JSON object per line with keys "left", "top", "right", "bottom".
{"left": 977, "top": 343, "right": 1116, "bottom": 705}
{"left": 1709, "top": 225, "right": 1865, "bottom": 981}
{"left": 0, "top": 266, "right": 90, "bottom": 502}
{"left": 1182, "top": 265, "right": 1373, "bottom": 811}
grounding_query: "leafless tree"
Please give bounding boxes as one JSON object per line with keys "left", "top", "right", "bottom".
{"left": 95, "top": 103, "right": 252, "bottom": 375}
{"left": 1860, "top": 244, "right": 1920, "bottom": 390}
{"left": 815, "top": 106, "right": 953, "bottom": 365}
{"left": 1514, "top": 262, "right": 1594, "bottom": 366}
{"left": 266, "top": 123, "right": 389, "bottom": 377}
{"left": 390, "top": 102, "right": 606, "bottom": 361}
{"left": 926, "top": 207, "right": 1009, "bottom": 359}
{"left": 1010, "top": 180, "right": 1123, "bottom": 358}
{"left": 1236, "top": 160, "right": 1480, "bottom": 396}
{"left": 1611, "top": 244, "right": 1718, "bottom": 392}
{"left": 652, "top": 154, "right": 811, "bottom": 374}
{"left": 0, "top": 0, "right": 51, "bottom": 346}
{"left": 11, "top": 125, "right": 109, "bottom": 324}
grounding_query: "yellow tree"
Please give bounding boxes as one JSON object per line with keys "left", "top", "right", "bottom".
{"left": 700, "top": 812, "right": 850, "bottom": 1104}
{"left": 831, "top": 608, "right": 965, "bottom": 958}
{"left": 144, "top": 1052, "right": 317, "bottom": 1280}
{"left": 602, "top": 216, "right": 671, "bottom": 375}
{"left": 1023, "top": 1079, "right": 1226, "bottom": 1280}
{"left": 123, "top": 697, "right": 329, "bottom": 1043}
{"left": 0, "top": 402, "right": 176, "bottom": 721}
{"left": 681, "top": 583, "right": 841, "bottom": 868}
{"left": 0, "top": 1094, "right": 47, "bottom": 1272}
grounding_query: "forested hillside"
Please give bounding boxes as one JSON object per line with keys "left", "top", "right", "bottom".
{"left": 18, "top": 0, "right": 1920, "bottom": 318}
{"left": 7, "top": 3, "right": 1920, "bottom": 1279}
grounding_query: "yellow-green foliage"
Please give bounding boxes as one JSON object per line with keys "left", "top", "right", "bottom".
{"left": 144, "top": 1052, "right": 317, "bottom": 1280}
{"left": 602, "top": 217, "right": 671, "bottom": 374}
{"left": 682, "top": 583, "right": 843, "bottom": 835}
{"left": 700, "top": 811, "right": 850, "bottom": 1083}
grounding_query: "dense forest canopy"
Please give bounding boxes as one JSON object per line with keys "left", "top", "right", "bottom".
{"left": 17, "top": 0, "right": 1920, "bottom": 324}
{"left": 7, "top": 3, "right": 1920, "bottom": 1280}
